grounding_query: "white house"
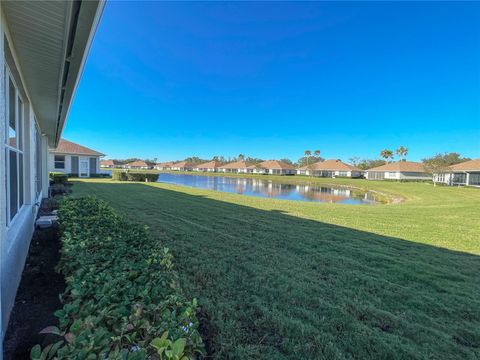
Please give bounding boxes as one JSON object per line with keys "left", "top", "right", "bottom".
{"left": 0, "top": 0, "right": 104, "bottom": 349}
{"left": 155, "top": 161, "right": 175, "bottom": 170}
{"left": 48, "top": 139, "right": 104, "bottom": 177}
{"left": 297, "top": 159, "right": 364, "bottom": 178}
{"left": 171, "top": 161, "right": 194, "bottom": 171}
{"left": 218, "top": 160, "right": 254, "bottom": 173}
{"left": 365, "top": 161, "right": 431, "bottom": 181}
{"left": 100, "top": 159, "right": 122, "bottom": 168}
{"left": 125, "top": 160, "right": 155, "bottom": 169}
{"left": 248, "top": 160, "right": 296, "bottom": 175}
{"left": 194, "top": 160, "right": 223, "bottom": 172}
{"left": 433, "top": 158, "right": 480, "bottom": 187}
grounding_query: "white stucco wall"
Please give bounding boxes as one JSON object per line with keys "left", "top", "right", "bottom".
{"left": 48, "top": 152, "right": 101, "bottom": 176}
{"left": 0, "top": 11, "right": 47, "bottom": 344}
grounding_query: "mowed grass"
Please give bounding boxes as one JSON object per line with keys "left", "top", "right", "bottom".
{"left": 72, "top": 178, "right": 480, "bottom": 359}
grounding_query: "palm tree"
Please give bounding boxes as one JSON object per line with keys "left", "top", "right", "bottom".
{"left": 238, "top": 154, "right": 245, "bottom": 161}
{"left": 380, "top": 149, "right": 394, "bottom": 163}
{"left": 396, "top": 146, "right": 408, "bottom": 161}
{"left": 313, "top": 150, "right": 320, "bottom": 158}
{"left": 304, "top": 150, "right": 311, "bottom": 167}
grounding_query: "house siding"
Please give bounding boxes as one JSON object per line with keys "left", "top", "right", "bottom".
{"left": 0, "top": 12, "right": 47, "bottom": 342}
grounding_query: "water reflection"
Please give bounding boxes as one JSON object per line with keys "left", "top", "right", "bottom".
{"left": 157, "top": 174, "right": 379, "bottom": 205}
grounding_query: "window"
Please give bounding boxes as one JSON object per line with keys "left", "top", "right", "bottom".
{"left": 339, "top": 171, "right": 348, "bottom": 177}
{"left": 4, "top": 68, "right": 25, "bottom": 224}
{"left": 469, "top": 173, "right": 480, "bottom": 186}
{"left": 55, "top": 155, "right": 65, "bottom": 169}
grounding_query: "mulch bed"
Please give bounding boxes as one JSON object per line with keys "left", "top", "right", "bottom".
{"left": 3, "top": 215, "right": 65, "bottom": 359}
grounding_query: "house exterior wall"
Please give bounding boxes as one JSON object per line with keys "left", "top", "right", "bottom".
{"left": 0, "top": 11, "right": 48, "bottom": 343}
{"left": 297, "top": 169, "right": 363, "bottom": 178}
{"left": 434, "top": 172, "right": 480, "bottom": 187}
{"left": 367, "top": 171, "right": 431, "bottom": 181}
{"left": 48, "top": 152, "right": 101, "bottom": 176}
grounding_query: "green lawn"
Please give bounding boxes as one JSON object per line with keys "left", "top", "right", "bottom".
{"left": 71, "top": 177, "right": 480, "bottom": 359}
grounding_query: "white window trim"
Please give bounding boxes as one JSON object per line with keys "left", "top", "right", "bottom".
{"left": 4, "top": 64, "right": 25, "bottom": 227}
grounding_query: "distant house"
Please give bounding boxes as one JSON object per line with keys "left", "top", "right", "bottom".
{"left": 194, "top": 160, "right": 223, "bottom": 172}
{"left": 366, "top": 161, "right": 431, "bottom": 181}
{"left": 125, "top": 160, "right": 155, "bottom": 169}
{"left": 100, "top": 159, "right": 121, "bottom": 168}
{"left": 218, "top": 160, "right": 254, "bottom": 173}
{"left": 49, "top": 139, "right": 104, "bottom": 177}
{"left": 433, "top": 158, "right": 480, "bottom": 187}
{"left": 155, "top": 161, "right": 175, "bottom": 170}
{"left": 171, "top": 161, "right": 194, "bottom": 171}
{"left": 248, "top": 160, "right": 296, "bottom": 175}
{"left": 297, "top": 159, "right": 364, "bottom": 178}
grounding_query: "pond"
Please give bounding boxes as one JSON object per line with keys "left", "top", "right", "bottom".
{"left": 157, "top": 173, "right": 382, "bottom": 205}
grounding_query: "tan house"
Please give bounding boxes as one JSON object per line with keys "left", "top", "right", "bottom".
{"left": 434, "top": 158, "right": 480, "bottom": 187}
{"left": 366, "top": 161, "right": 431, "bottom": 181}
{"left": 218, "top": 160, "right": 254, "bottom": 173}
{"left": 194, "top": 160, "right": 223, "bottom": 172}
{"left": 248, "top": 160, "right": 296, "bottom": 175}
{"left": 171, "top": 161, "right": 194, "bottom": 171}
{"left": 49, "top": 139, "right": 104, "bottom": 177}
{"left": 100, "top": 159, "right": 121, "bottom": 168}
{"left": 297, "top": 159, "right": 364, "bottom": 178}
{"left": 125, "top": 160, "right": 155, "bottom": 169}
{"left": 155, "top": 161, "right": 175, "bottom": 170}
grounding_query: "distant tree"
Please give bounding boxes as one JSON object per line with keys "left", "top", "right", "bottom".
{"left": 433, "top": 152, "right": 471, "bottom": 166}
{"left": 357, "top": 159, "right": 386, "bottom": 170}
{"left": 297, "top": 155, "right": 324, "bottom": 167}
{"left": 304, "top": 150, "right": 312, "bottom": 168}
{"left": 348, "top": 157, "right": 360, "bottom": 166}
{"left": 238, "top": 154, "right": 245, "bottom": 161}
{"left": 380, "top": 149, "right": 394, "bottom": 163}
{"left": 395, "top": 146, "right": 408, "bottom": 161}
{"left": 184, "top": 156, "right": 208, "bottom": 164}
{"left": 280, "top": 158, "right": 293, "bottom": 165}
{"left": 422, "top": 155, "right": 450, "bottom": 187}
{"left": 314, "top": 150, "right": 320, "bottom": 157}
{"left": 245, "top": 157, "right": 264, "bottom": 164}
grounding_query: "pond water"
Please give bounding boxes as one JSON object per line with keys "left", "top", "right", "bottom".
{"left": 157, "top": 173, "right": 381, "bottom": 205}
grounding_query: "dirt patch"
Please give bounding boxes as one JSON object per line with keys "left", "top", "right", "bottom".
{"left": 3, "top": 223, "right": 65, "bottom": 359}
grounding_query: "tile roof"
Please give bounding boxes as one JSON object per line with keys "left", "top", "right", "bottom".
{"left": 249, "top": 160, "right": 295, "bottom": 170}
{"left": 219, "top": 160, "right": 253, "bottom": 169}
{"left": 298, "top": 159, "right": 362, "bottom": 172}
{"left": 449, "top": 158, "right": 480, "bottom": 171}
{"left": 100, "top": 159, "right": 121, "bottom": 166}
{"left": 127, "top": 160, "right": 155, "bottom": 167}
{"left": 195, "top": 160, "right": 223, "bottom": 169}
{"left": 367, "top": 161, "right": 426, "bottom": 172}
{"left": 173, "top": 161, "right": 194, "bottom": 168}
{"left": 51, "top": 139, "right": 104, "bottom": 156}
{"left": 156, "top": 161, "right": 175, "bottom": 167}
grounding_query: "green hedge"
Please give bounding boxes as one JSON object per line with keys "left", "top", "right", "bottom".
{"left": 49, "top": 172, "right": 68, "bottom": 184}
{"left": 112, "top": 171, "right": 159, "bottom": 182}
{"left": 32, "top": 197, "right": 203, "bottom": 359}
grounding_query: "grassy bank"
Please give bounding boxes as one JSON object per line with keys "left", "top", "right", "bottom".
{"left": 71, "top": 178, "right": 480, "bottom": 359}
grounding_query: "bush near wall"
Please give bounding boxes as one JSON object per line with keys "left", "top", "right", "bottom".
{"left": 31, "top": 197, "right": 204, "bottom": 359}
{"left": 49, "top": 172, "right": 68, "bottom": 184}
{"left": 112, "top": 171, "right": 159, "bottom": 182}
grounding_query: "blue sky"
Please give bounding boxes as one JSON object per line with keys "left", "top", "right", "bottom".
{"left": 64, "top": 1, "right": 480, "bottom": 162}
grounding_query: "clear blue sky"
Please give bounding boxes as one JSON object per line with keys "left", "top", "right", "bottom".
{"left": 64, "top": 1, "right": 480, "bottom": 162}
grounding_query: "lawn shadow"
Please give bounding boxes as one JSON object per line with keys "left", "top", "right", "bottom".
{"left": 73, "top": 181, "right": 480, "bottom": 360}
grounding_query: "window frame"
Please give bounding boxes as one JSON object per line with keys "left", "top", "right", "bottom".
{"left": 4, "top": 65, "right": 25, "bottom": 226}
{"left": 54, "top": 155, "right": 66, "bottom": 169}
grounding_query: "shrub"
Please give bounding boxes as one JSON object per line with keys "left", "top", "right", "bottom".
{"left": 49, "top": 172, "right": 68, "bottom": 184}
{"left": 112, "top": 171, "right": 128, "bottom": 181}
{"left": 50, "top": 183, "right": 71, "bottom": 197}
{"left": 32, "top": 197, "right": 204, "bottom": 359}
{"left": 113, "top": 171, "right": 159, "bottom": 182}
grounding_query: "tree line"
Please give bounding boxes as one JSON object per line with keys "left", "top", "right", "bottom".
{"left": 109, "top": 148, "right": 471, "bottom": 170}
